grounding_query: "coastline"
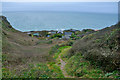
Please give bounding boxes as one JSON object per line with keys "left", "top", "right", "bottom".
{"left": 3, "top": 10, "right": 118, "bottom": 32}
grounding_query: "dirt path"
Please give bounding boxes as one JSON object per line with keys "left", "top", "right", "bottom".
{"left": 58, "top": 48, "right": 74, "bottom": 78}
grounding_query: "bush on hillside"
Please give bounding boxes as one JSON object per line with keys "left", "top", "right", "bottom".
{"left": 49, "top": 45, "right": 60, "bottom": 55}
{"left": 68, "top": 22, "right": 120, "bottom": 71}
{"left": 50, "top": 34, "right": 62, "bottom": 39}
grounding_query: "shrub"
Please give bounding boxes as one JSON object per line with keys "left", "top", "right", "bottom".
{"left": 47, "top": 40, "right": 52, "bottom": 44}
{"left": 67, "top": 22, "right": 120, "bottom": 72}
{"left": 49, "top": 45, "right": 60, "bottom": 55}
{"left": 50, "top": 34, "right": 62, "bottom": 39}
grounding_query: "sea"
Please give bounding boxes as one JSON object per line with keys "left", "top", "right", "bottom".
{"left": 2, "top": 11, "right": 118, "bottom": 32}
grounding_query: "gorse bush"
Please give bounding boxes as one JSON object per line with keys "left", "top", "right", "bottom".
{"left": 68, "top": 22, "right": 120, "bottom": 72}
{"left": 2, "top": 63, "right": 64, "bottom": 78}
{"left": 47, "top": 40, "right": 53, "bottom": 44}
{"left": 49, "top": 44, "right": 60, "bottom": 55}
{"left": 50, "top": 33, "right": 62, "bottom": 39}
{"left": 53, "top": 46, "right": 71, "bottom": 59}
{"left": 65, "top": 54, "right": 105, "bottom": 78}
{"left": 47, "top": 62, "right": 64, "bottom": 78}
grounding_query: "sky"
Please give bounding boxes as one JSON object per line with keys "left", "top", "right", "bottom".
{"left": 2, "top": 2, "right": 118, "bottom": 14}
{"left": 1, "top": 0, "right": 120, "bottom": 2}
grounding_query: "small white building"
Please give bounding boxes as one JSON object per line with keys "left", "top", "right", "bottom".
{"left": 48, "top": 31, "right": 57, "bottom": 34}
{"left": 57, "top": 29, "right": 64, "bottom": 34}
{"left": 27, "top": 32, "right": 31, "bottom": 35}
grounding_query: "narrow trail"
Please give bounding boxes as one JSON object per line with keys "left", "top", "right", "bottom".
{"left": 58, "top": 48, "right": 74, "bottom": 78}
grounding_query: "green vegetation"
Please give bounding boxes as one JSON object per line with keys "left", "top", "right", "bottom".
{"left": 2, "top": 63, "right": 64, "bottom": 78}
{"left": 48, "top": 46, "right": 74, "bottom": 78}
{"left": 1, "top": 16, "right": 120, "bottom": 78}
{"left": 47, "top": 62, "right": 64, "bottom": 78}
{"left": 65, "top": 54, "right": 104, "bottom": 78}
{"left": 53, "top": 46, "right": 120, "bottom": 78}
{"left": 61, "top": 48, "right": 119, "bottom": 78}
{"left": 64, "top": 22, "right": 120, "bottom": 78}
{"left": 49, "top": 40, "right": 74, "bottom": 55}
{"left": 69, "top": 23, "right": 120, "bottom": 71}
{"left": 60, "top": 46, "right": 72, "bottom": 62}
{"left": 1, "top": 16, "right": 65, "bottom": 78}
{"left": 70, "top": 33, "right": 80, "bottom": 40}
{"left": 36, "top": 40, "right": 53, "bottom": 45}
{"left": 53, "top": 46, "right": 71, "bottom": 59}
{"left": 48, "top": 45, "right": 72, "bottom": 78}
{"left": 2, "top": 51, "right": 64, "bottom": 78}
{"left": 50, "top": 33, "right": 62, "bottom": 39}
{"left": 82, "top": 29, "right": 95, "bottom": 33}
{"left": 49, "top": 44, "right": 60, "bottom": 55}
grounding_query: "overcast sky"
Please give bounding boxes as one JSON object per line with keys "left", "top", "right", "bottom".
{"left": 1, "top": 0, "right": 120, "bottom": 2}
{"left": 2, "top": 2, "right": 118, "bottom": 14}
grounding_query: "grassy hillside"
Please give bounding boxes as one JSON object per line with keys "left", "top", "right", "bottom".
{"left": 1, "top": 16, "right": 120, "bottom": 78}
{"left": 63, "top": 22, "right": 120, "bottom": 78}
{"left": 1, "top": 16, "right": 65, "bottom": 78}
